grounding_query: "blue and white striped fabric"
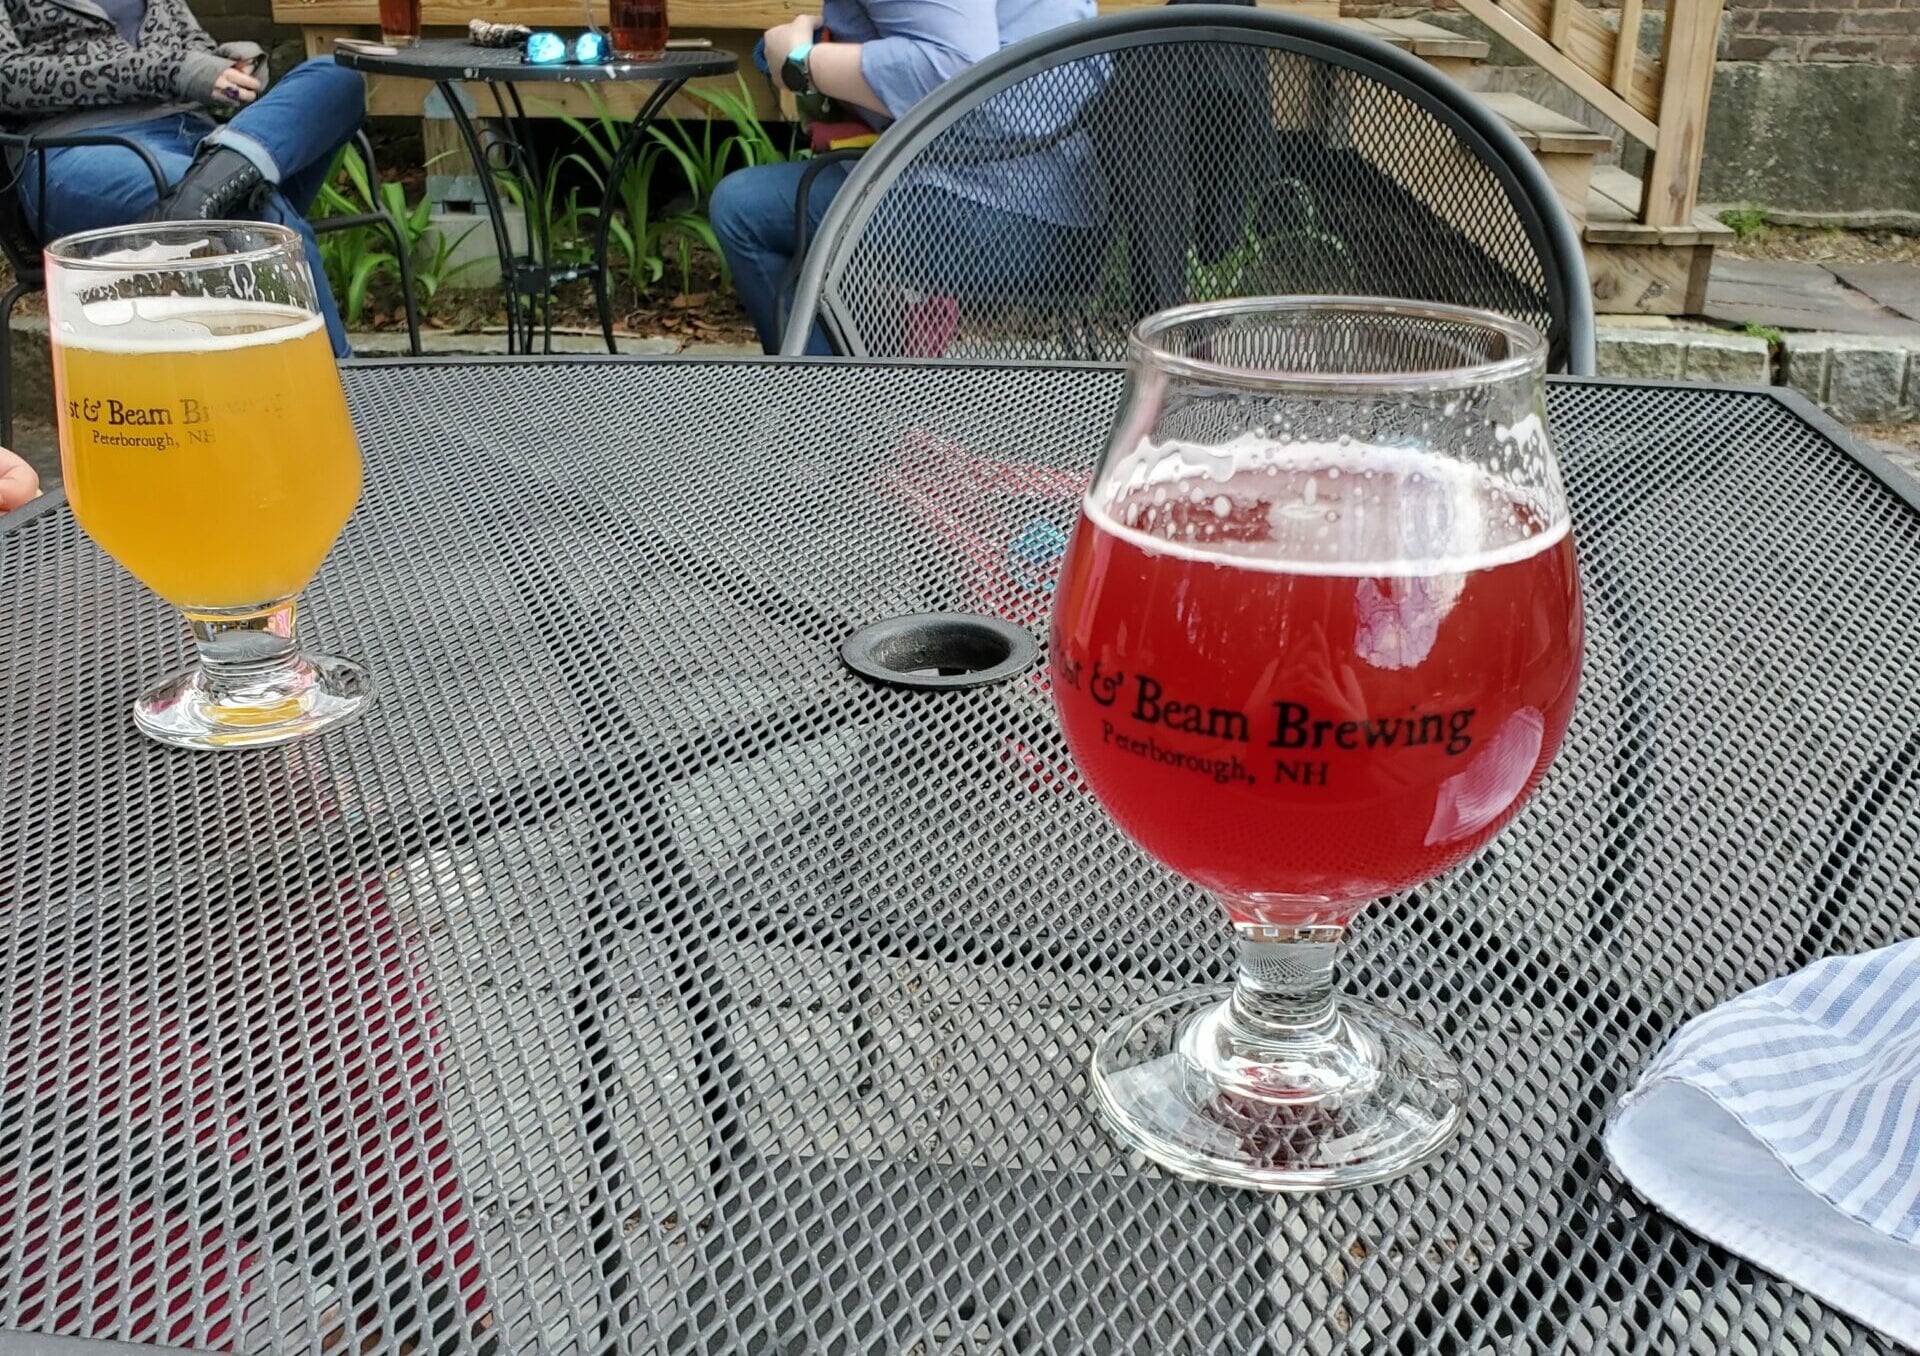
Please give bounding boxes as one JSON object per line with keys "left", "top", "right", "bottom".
{"left": 1606, "top": 939, "right": 1920, "bottom": 1348}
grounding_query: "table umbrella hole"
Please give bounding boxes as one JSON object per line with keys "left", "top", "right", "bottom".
{"left": 840, "top": 613, "right": 1038, "bottom": 689}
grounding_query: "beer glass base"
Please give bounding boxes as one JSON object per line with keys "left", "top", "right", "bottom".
{"left": 1090, "top": 986, "right": 1464, "bottom": 1191}
{"left": 133, "top": 651, "right": 373, "bottom": 750}
{"left": 381, "top": 33, "right": 420, "bottom": 46}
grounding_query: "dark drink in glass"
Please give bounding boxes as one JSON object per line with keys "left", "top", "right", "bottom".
{"left": 378, "top": 0, "right": 420, "bottom": 46}
{"left": 610, "top": 0, "right": 668, "bottom": 59}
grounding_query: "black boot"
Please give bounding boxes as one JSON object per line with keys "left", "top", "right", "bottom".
{"left": 144, "top": 145, "right": 270, "bottom": 222}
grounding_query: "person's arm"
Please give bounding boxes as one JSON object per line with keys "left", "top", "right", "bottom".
{"left": 0, "top": 447, "right": 40, "bottom": 512}
{"left": 764, "top": 15, "right": 885, "bottom": 116}
{"left": 0, "top": 1, "right": 232, "bottom": 113}
{"left": 151, "top": 0, "right": 244, "bottom": 103}
{"left": 765, "top": 0, "right": 998, "bottom": 122}
{"left": 0, "top": 12, "right": 179, "bottom": 113}
{"left": 805, "top": 32, "right": 889, "bottom": 117}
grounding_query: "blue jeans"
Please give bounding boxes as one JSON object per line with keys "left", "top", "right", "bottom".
{"left": 22, "top": 58, "right": 366, "bottom": 357}
{"left": 710, "top": 158, "right": 1099, "bottom": 355}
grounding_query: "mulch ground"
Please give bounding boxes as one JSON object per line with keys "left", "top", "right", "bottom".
{"left": 1724, "top": 224, "right": 1920, "bottom": 267}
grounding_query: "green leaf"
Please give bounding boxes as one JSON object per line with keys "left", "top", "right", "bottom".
{"left": 345, "top": 249, "right": 395, "bottom": 326}
{"left": 339, "top": 146, "right": 376, "bottom": 212}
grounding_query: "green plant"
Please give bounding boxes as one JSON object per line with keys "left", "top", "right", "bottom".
{"left": 1739, "top": 321, "right": 1784, "bottom": 347}
{"left": 550, "top": 90, "right": 666, "bottom": 288}
{"left": 409, "top": 214, "right": 488, "bottom": 304}
{"left": 310, "top": 145, "right": 485, "bottom": 322}
{"left": 493, "top": 157, "right": 597, "bottom": 268}
{"left": 687, "top": 77, "right": 792, "bottom": 172}
{"left": 1719, "top": 205, "right": 1770, "bottom": 241}
{"left": 542, "top": 81, "right": 792, "bottom": 298}
{"left": 1186, "top": 179, "right": 1356, "bottom": 300}
{"left": 312, "top": 148, "right": 399, "bottom": 326}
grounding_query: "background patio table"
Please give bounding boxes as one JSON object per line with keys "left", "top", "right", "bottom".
{"left": 333, "top": 41, "right": 737, "bottom": 357}
{"left": 2, "top": 359, "right": 1916, "bottom": 1354}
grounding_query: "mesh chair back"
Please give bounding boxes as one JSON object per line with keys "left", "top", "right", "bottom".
{"left": 784, "top": 6, "right": 1594, "bottom": 373}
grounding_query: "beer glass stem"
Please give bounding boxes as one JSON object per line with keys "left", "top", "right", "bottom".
{"left": 1228, "top": 921, "right": 1343, "bottom": 1038}
{"left": 184, "top": 599, "right": 309, "bottom": 700}
{"left": 133, "top": 594, "right": 368, "bottom": 748}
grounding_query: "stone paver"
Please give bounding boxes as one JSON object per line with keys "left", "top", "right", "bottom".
{"left": 1861, "top": 427, "right": 1920, "bottom": 486}
{"left": 1704, "top": 257, "right": 1920, "bottom": 340}
{"left": 1829, "top": 263, "right": 1920, "bottom": 325}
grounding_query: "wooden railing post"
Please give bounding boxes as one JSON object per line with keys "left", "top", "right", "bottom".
{"left": 1641, "top": 0, "right": 1725, "bottom": 227}
{"left": 1611, "top": 0, "right": 1643, "bottom": 95}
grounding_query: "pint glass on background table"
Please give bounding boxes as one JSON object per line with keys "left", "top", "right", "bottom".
{"left": 46, "top": 221, "right": 372, "bottom": 750}
{"left": 610, "top": 0, "right": 668, "bottom": 60}
{"left": 379, "top": 0, "right": 421, "bottom": 47}
{"left": 1051, "top": 297, "right": 1584, "bottom": 1190}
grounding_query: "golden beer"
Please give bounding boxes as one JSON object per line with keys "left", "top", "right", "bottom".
{"left": 53, "top": 302, "right": 362, "bottom": 611}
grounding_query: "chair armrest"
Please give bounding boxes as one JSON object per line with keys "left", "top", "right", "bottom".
{"left": 793, "top": 147, "right": 868, "bottom": 260}
{"left": 5, "top": 129, "right": 169, "bottom": 201}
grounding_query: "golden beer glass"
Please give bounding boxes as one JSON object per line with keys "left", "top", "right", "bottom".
{"left": 46, "top": 222, "right": 371, "bottom": 749}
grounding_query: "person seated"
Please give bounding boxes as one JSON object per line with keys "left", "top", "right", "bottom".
{"left": 711, "top": 0, "right": 1101, "bottom": 355}
{"left": 2, "top": 0, "right": 366, "bottom": 356}
{"left": 0, "top": 445, "right": 37, "bottom": 512}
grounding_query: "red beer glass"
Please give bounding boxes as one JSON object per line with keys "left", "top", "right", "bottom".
{"left": 609, "top": 0, "right": 668, "bottom": 59}
{"left": 378, "top": 0, "right": 420, "bottom": 47}
{"left": 1052, "top": 298, "right": 1584, "bottom": 1189}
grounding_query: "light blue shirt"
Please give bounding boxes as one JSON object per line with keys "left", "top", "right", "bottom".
{"left": 824, "top": 0, "right": 1091, "bottom": 121}
{"left": 823, "top": 0, "right": 1106, "bottom": 227}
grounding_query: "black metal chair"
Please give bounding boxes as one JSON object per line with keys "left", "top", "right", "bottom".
{"left": 1, "top": 128, "right": 421, "bottom": 445}
{"left": 782, "top": 6, "right": 1596, "bottom": 373}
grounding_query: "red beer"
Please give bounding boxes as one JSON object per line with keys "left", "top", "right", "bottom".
{"left": 610, "top": 0, "right": 668, "bottom": 59}
{"left": 1052, "top": 447, "right": 1582, "bottom": 926}
{"left": 377, "top": 0, "right": 420, "bottom": 46}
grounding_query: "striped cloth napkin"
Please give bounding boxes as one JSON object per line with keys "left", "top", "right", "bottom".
{"left": 1606, "top": 939, "right": 1920, "bottom": 1348}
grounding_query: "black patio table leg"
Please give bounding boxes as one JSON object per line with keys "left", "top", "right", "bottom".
{"left": 592, "top": 79, "right": 688, "bottom": 354}
{"left": 497, "top": 82, "right": 558, "bottom": 354}
{"left": 437, "top": 79, "right": 534, "bottom": 355}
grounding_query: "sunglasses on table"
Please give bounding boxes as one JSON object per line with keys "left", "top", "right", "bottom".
{"left": 523, "top": 30, "right": 613, "bottom": 64}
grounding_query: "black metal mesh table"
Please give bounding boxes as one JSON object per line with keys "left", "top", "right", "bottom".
{"left": 3, "top": 360, "right": 1917, "bottom": 1354}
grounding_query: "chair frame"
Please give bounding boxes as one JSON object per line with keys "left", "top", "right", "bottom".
{"left": 1, "top": 128, "right": 421, "bottom": 445}
{"left": 781, "top": 5, "right": 1596, "bottom": 374}
{"left": 774, "top": 146, "right": 868, "bottom": 346}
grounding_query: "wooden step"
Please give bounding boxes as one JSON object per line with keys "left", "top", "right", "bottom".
{"left": 1476, "top": 92, "right": 1611, "bottom": 230}
{"left": 1339, "top": 16, "right": 1490, "bottom": 83}
{"left": 1340, "top": 16, "right": 1492, "bottom": 59}
{"left": 1582, "top": 166, "right": 1733, "bottom": 314}
{"left": 1583, "top": 165, "right": 1736, "bottom": 246}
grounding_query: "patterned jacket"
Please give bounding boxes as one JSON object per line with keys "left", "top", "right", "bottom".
{"left": 1, "top": 0, "right": 265, "bottom": 119}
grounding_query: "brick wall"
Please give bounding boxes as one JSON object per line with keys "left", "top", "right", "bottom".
{"left": 1722, "top": 0, "right": 1920, "bottom": 64}
{"left": 1343, "top": 0, "right": 1920, "bottom": 63}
